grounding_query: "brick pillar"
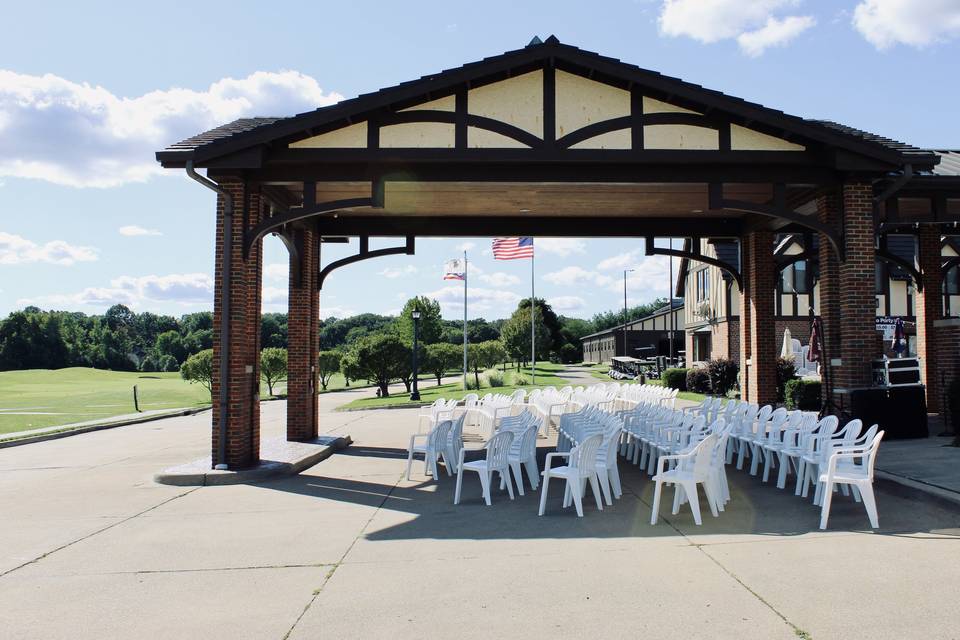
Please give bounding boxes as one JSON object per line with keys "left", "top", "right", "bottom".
{"left": 916, "top": 225, "right": 943, "bottom": 412}
{"left": 286, "top": 225, "right": 320, "bottom": 441}
{"left": 739, "top": 231, "right": 777, "bottom": 404}
{"left": 817, "top": 191, "right": 842, "bottom": 366}
{"left": 211, "top": 182, "right": 263, "bottom": 469}
{"left": 836, "top": 182, "right": 877, "bottom": 390}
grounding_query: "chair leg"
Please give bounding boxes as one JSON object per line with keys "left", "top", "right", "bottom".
{"left": 563, "top": 482, "right": 572, "bottom": 508}
{"left": 510, "top": 462, "right": 525, "bottom": 496}
{"left": 589, "top": 474, "right": 604, "bottom": 511}
{"left": 538, "top": 475, "right": 551, "bottom": 516}
{"left": 480, "top": 471, "right": 492, "bottom": 506}
{"left": 524, "top": 458, "right": 539, "bottom": 490}
{"left": 859, "top": 482, "right": 879, "bottom": 528}
{"left": 794, "top": 460, "right": 805, "bottom": 496}
{"left": 610, "top": 465, "right": 622, "bottom": 499}
{"left": 571, "top": 479, "right": 585, "bottom": 517}
{"left": 503, "top": 469, "right": 515, "bottom": 500}
{"left": 818, "top": 480, "right": 835, "bottom": 529}
{"left": 736, "top": 441, "right": 747, "bottom": 470}
{"left": 749, "top": 445, "right": 761, "bottom": 476}
{"left": 650, "top": 479, "right": 664, "bottom": 525}
{"left": 454, "top": 468, "right": 464, "bottom": 505}
{"left": 405, "top": 450, "right": 415, "bottom": 481}
{"left": 776, "top": 453, "right": 789, "bottom": 490}
{"left": 685, "top": 482, "right": 703, "bottom": 525}
{"left": 762, "top": 449, "right": 773, "bottom": 483}
{"left": 598, "top": 470, "right": 613, "bottom": 506}
{"left": 671, "top": 484, "right": 683, "bottom": 515}
{"left": 703, "top": 481, "right": 719, "bottom": 518}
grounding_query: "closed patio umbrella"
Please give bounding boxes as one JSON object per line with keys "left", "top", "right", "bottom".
{"left": 808, "top": 317, "right": 822, "bottom": 363}
{"left": 780, "top": 327, "right": 794, "bottom": 361}
{"left": 892, "top": 317, "right": 906, "bottom": 356}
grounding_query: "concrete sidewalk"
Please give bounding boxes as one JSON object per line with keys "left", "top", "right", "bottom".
{"left": 2, "top": 400, "right": 959, "bottom": 639}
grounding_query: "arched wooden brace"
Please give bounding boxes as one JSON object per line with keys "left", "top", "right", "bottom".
{"left": 556, "top": 112, "right": 725, "bottom": 149}
{"left": 875, "top": 249, "right": 924, "bottom": 291}
{"left": 378, "top": 110, "right": 543, "bottom": 148}
{"left": 710, "top": 183, "right": 844, "bottom": 261}
{"left": 318, "top": 236, "right": 415, "bottom": 290}
{"left": 644, "top": 236, "right": 743, "bottom": 291}
{"left": 244, "top": 195, "right": 373, "bottom": 258}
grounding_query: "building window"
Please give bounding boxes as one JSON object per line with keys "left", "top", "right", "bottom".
{"left": 780, "top": 260, "right": 810, "bottom": 294}
{"left": 695, "top": 269, "right": 710, "bottom": 302}
{"left": 947, "top": 265, "right": 960, "bottom": 295}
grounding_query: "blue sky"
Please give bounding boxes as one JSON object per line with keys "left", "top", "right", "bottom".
{"left": 2, "top": 0, "right": 959, "bottom": 320}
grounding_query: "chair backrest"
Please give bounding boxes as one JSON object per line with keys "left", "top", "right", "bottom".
{"left": 864, "top": 431, "right": 884, "bottom": 480}
{"left": 837, "top": 419, "right": 863, "bottom": 446}
{"left": 485, "top": 430, "right": 514, "bottom": 470}
{"left": 689, "top": 433, "right": 718, "bottom": 478}
{"left": 449, "top": 411, "right": 466, "bottom": 444}
{"left": 462, "top": 393, "right": 479, "bottom": 408}
{"left": 519, "top": 423, "right": 539, "bottom": 459}
{"left": 430, "top": 419, "right": 453, "bottom": 451}
{"left": 570, "top": 433, "right": 603, "bottom": 473}
{"left": 510, "top": 389, "right": 527, "bottom": 403}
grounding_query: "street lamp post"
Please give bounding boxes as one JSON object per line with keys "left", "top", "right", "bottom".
{"left": 622, "top": 269, "right": 634, "bottom": 357}
{"left": 410, "top": 308, "right": 421, "bottom": 401}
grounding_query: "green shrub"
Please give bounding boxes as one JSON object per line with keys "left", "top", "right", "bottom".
{"left": 465, "top": 376, "right": 481, "bottom": 390}
{"left": 777, "top": 357, "right": 798, "bottom": 402}
{"left": 785, "top": 378, "right": 821, "bottom": 410}
{"left": 662, "top": 368, "right": 689, "bottom": 391}
{"left": 484, "top": 369, "right": 505, "bottom": 388}
{"left": 686, "top": 368, "right": 711, "bottom": 394}
{"left": 509, "top": 372, "right": 530, "bottom": 386}
{"left": 705, "top": 358, "right": 738, "bottom": 395}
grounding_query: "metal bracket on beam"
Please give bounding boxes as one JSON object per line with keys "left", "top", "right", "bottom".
{"left": 318, "top": 236, "right": 415, "bottom": 290}
{"left": 710, "top": 182, "right": 844, "bottom": 261}
{"left": 644, "top": 236, "right": 743, "bottom": 291}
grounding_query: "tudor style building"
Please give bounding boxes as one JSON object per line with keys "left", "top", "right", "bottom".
{"left": 157, "top": 37, "right": 960, "bottom": 470}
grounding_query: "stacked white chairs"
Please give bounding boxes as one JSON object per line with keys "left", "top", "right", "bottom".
{"left": 528, "top": 387, "right": 570, "bottom": 436}
{"left": 499, "top": 411, "right": 542, "bottom": 496}
{"left": 817, "top": 429, "right": 884, "bottom": 529}
{"left": 745, "top": 407, "right": 787, "bottom": 477}
{"left": 406, "top": 417, "right": 454, "bottom": 481}
{"left": 474, "top": 393, "right": 515, "bottom": 437}
{"left": 445, "top": 411, "right": 468, "bottom": 475}
{"left": 596, "top": 421, "right": 625, "bottom": 505}
{"left": 538, "top": 433, "right": 605, "bottom": 517}
{"left": 795, "top": 415, "right": 841, "bottom": 498}
{"left": 771, "top": 411, "right": 821, "bottom": 490}
{"left": 454, "top": 430, "right": 515, "bottom": 506}
{"left": 417, "top": 398, "right": 458, "bottom": 433}
{"left": 460, "top": 393, "right": 480, "bottom": 427}
{"left": 650, "top": 432, "right": 721, "bottom": 525}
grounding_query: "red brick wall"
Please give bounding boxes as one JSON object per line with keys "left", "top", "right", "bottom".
{"left": 211, "top": 182, "right": 263, "bottom": 469}
{"left": 933, "top": 320, "right": 960, "bottom": 422}
{"left": 740, "top": 231, "right": 778, "bottom": 404}
{"left": 916, "top": 225, "right": 944, "bottom": 411}
{"left": 287, "top": 225, "right": 320, "bottom": 441}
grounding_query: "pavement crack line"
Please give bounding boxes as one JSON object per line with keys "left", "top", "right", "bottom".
{"left": 281, "top": 470, "right": 402, "bottom": 640}
{"left": 0, "top": 487, "right": 200, "bottom": 580}
{"left": 620, "top": 482, "right": 812, "bottom": 639}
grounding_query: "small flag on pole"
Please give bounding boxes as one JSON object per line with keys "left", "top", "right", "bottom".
{"left": 492, "top": 237, "right": 534, "bottom": 260}
{"left": 443, "top": 258, "right": 466, "bottom": 280}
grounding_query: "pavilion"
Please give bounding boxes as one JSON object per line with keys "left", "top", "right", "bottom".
{"left": 156, "top": 36, "right": 960, "bottom": 470}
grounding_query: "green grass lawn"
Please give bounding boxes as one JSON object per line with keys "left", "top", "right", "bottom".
{"left": 338, "top": 363, "right": 569, "bottom": 411}
{"left": 0, "top": 368, "right": 214, "bottom": 434}
{"left": 581, "top": 363, "right": 706, "bottom": 403}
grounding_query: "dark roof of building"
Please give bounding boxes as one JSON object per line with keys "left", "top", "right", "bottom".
{"left": 930, "top": 150, "right": 960, "bottom": 176}
{"left": 580, "top": 300, "right": 683, "bottom": 341}
{"left": 156, "top": 36, "right": 940, "bottom": 169}
{"left": 884, "top": 234, "right": 916, "bottom": 281}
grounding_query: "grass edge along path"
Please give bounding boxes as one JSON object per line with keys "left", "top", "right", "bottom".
{"left": 584, "top": 363, "right": 706, "bottom": 403}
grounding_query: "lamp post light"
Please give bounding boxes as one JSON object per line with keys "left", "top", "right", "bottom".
{"left": 622, "top": 269, "right": 634, "bottom": 358}
{"left": 410, "top": 308, "right": 422, "bottom": 401}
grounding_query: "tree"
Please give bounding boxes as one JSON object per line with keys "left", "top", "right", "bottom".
{"left": 339, "top": 350, "right": 363, "bottom": 388}
{"left": 154, "top": 330, "right": 186, "bottom": 364}
{"left": 396, "top": 296, "right": 443, "bottom": 346}
{"left": 467, "top": 340, "right": 507, "bottom": 388}
{"left": 500, "top": 305, "right": 552, "bottom": 368}
{"left": 348, "top": 333, "right": 409, "bottom": 397}
{"left": 181, "top": 349, "right": 214, "bottom": 396}
{"left": 260, "top": 348, "right": 288, "bottom": 397}
{"left": 317, "top": 350, "right": 342, "bottom": 390}
{"left": 424, "top": 342, "right": 462, "bottom": 385}
{"left": 260, "top": 313, "right": 288, "bottom": 349}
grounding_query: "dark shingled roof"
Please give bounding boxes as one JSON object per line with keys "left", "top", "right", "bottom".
{"left": 931, "top": 150, "right": 960, "bottom": 176}
{"left": 156, "top": 37, "right": 941, "bottom": 168}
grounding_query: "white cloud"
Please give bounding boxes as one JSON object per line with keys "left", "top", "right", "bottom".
{"left": 18, "top": 272, "right": 213, "bottom": 309}
{"left": 658, "top": 0, "right": 815, "bottom": 55}
{"left": 596, "top": 249, "right": 642, "bottom": 272}
{"left": 264, "top": 262, "right": 288, "bottom": 281}
{"left": 543, "top": 265, "right": 613, "bottom": 288}
{"left": 737, "top": 15, "right": 817, "bottom": 56}
{"left": 456, "top": 241, "right": 476, "bottom": 252}
{"left": 118, "top": 225, "right": 162, "bottom": 237}
{"left": 548, "top": 295, "right": 587, "bottom": 312}
{"left": 479, "top": 271, "right": 521, "bottom": 287}
{"left": 378, "top": 265, "right": 419, "bottom": 279}
{"left": 536, "top": 238, "right": 586, "bottom": 256}
{"left": 0, "top": 231, "right": 97, "bottom": 265}
{"left": 424, "top": 284, "right": 521, "bottom": 317}
{"left": 0, "top": 69, "right": 342, "bottom": 188}
{"left": 853, "top": 0, "right": 960, "bottom": 49}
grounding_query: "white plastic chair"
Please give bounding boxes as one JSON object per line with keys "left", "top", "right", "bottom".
{"left": 538, "top": 433, "right": 604, "bottom": 517}
{"left": 454, "top": 430, "right": 515, "bottom": 506}
{"left": 506, "top": 421, "right": 540, "bottom": 495}
{"left": 818, "top": 431, "right": 885, "bottom": 529}
{"left": 596, "top": 423, "right": 624, "bottom": 505}
{"left": 650, "top": 433, "right": 719, "bottom": 525}
{"left": 406, "top": 419, "right": 453, "bottom": 481}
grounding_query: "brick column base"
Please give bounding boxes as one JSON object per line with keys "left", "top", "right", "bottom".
{"left": 287, "top": 225, "right": 320, "bottom": 441}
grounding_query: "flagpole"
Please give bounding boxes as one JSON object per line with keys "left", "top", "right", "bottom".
{"left": 531, "top": 246, "right": 536, "bottom": 385}
{"left": 463, "top": 250, "right": 468, "bottom": 391}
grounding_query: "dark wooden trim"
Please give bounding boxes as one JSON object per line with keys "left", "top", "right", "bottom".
{"left": 455, "top": 87, "right": 467, "bottom": 149}
{"left": 244, "top": 195, "right": 373, "bottom": 257}
{"left": 378, "top": 109, "right": 542, "bottom": 148}
{"left": 876, "top": 249, "right": 923, "bottom": 291}
{"left": 554, "top": 112, "right": 726, "bottom": 150}
{"left": 543, "top": 60, "right": 556, "bottom": 149}
{"left": 275, "top": 228, "right": 302, "bottom": 288}
{"left": 644, "top": 236, "right": 743, "bottom": 291}
{"left": 313, "top": 216, "right": 742, "bottom": 238}
{"left": 318, "top": 236, "right": 415, "bottom": 289}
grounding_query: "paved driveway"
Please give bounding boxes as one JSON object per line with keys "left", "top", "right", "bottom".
{"left": 1, "top": 400, "right": 959, "bottom": 639}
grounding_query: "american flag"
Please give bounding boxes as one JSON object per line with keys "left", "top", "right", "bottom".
{"left": 492, "top": 237, "right": 534, "bottom": 260}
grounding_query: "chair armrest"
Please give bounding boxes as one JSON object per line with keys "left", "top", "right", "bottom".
{"left": 543, "top": 451, "right": 570, "bottom": 471}
{"left": 408, "top": 433, "right": 427, "bottom": 448}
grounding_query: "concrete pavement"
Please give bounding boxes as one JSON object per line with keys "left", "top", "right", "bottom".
{"left": 2, "top": 396, "right": 959, "bottom": 639}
